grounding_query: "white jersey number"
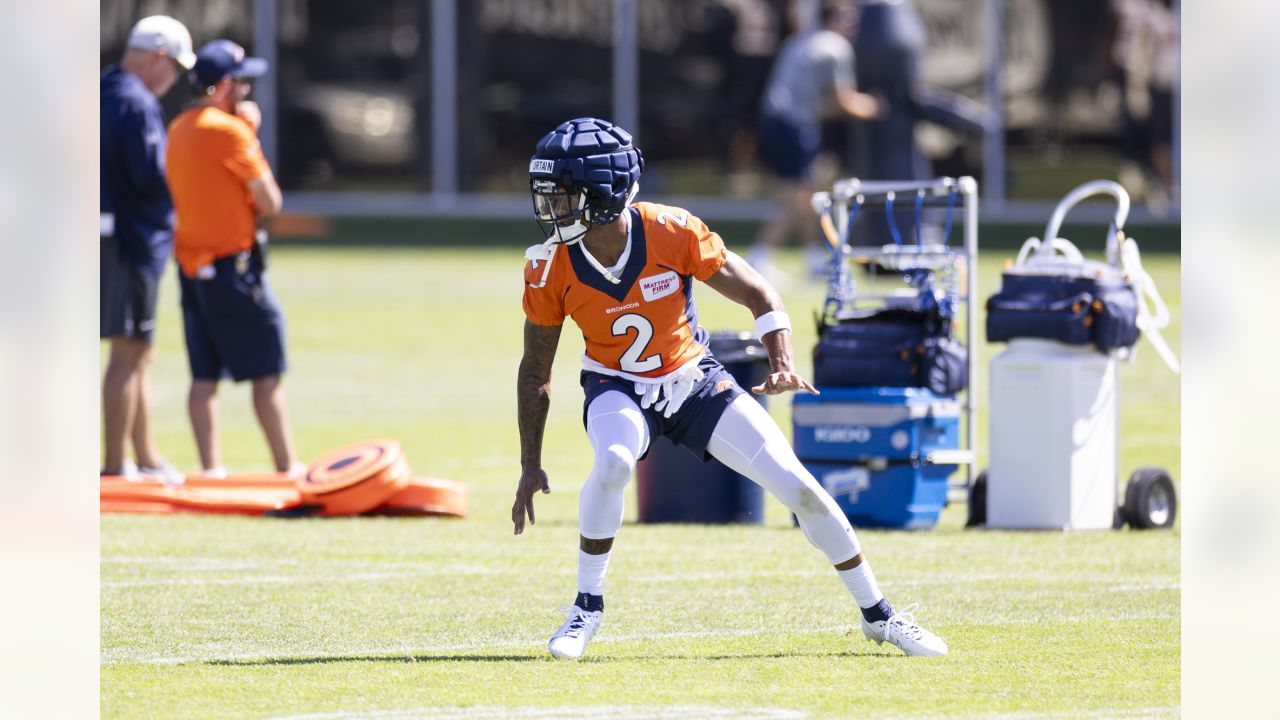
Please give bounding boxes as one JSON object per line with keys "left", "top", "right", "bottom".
{"left": 612, "top": 313, "right": 662, "bottom": 373}
{"left": 655, "top": 209, "right": 688, "bottom": 227}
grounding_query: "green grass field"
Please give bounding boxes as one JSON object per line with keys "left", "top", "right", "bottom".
{"left": 101, "top": 242, "right": 1181, "bottom": 719}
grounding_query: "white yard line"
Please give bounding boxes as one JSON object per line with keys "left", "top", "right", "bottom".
{"left": 267, "top": 705, "right": 808, "bottom": 720}
{"left": 101, "top": 566, "right": 1178, "bottom": 590}
{"left": 100, "top": 556, "right": 282, "bottom": 570}
{"left": 631, "top": 570, "right": 1180, "bottom": 586}
{"left": 102, "top": 567, "right": 503, "bottom": 588}
{"left": 895, "top": 707, "right": 1180, "bottom": 720}
{"left": 261, "top": 702, "right": 1181, "bottom": 720}
{"left": 1100, "top": 584, "right": 1181, "bottom": 592}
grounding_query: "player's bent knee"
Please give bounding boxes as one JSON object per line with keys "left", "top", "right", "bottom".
{"left": 592, "top": 444, "right": 636, "bottom": 490}
{"left": 792, "top": 484, "right": 831, "bottom": 516}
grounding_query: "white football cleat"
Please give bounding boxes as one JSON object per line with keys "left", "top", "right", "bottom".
{"left": 861, "top": 603, "right": 948, "bottom": 657}
{"left": 137, "top": 460, "right": 186, "bottom": 487}
{"left": 547, "top": 605, "right": 603, "bottom": 660}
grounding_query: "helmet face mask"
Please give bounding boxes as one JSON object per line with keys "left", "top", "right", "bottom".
{"left": 531, "top": 179, "right": 589, "bottom": 245}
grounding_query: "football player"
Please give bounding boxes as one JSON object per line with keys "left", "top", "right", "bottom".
{"left": 513, "top": 118, "right": 946, "bottom": 659}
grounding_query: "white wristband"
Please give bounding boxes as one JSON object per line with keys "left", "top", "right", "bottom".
{"left": 754, "top": 311, "right": 791, "bottom": 341}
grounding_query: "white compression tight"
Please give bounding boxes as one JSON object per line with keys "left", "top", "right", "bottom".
{"left": 707, "top": 395, "right": 861, "bottom": 564}
{"left": 578, "top": 391, "right": 650, "bottom": 540}
{"left": 578, "top": 391, "right": 861, "bottom": 566}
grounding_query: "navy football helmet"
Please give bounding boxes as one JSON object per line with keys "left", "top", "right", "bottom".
{"left": 526, "top": 118, "right": 645, "bottom": 286}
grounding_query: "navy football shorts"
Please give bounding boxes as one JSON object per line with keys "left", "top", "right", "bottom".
{"left": 581, "top": 354, "right": 747, "bottom": 462}
{"left": 180, "top": 251, "right": 287, "bottom": 382}
{"left": 100, "top": 236, "right": 160, "bottom": 342}
{"left": 758, "top": 113, "right": 819, "bottom": 181}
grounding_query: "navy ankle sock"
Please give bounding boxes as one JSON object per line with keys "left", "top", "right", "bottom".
{"left": 860, "top": 599, "right": 893, "bottom": 623}
{"left": 575, "top": 592, "right": 604, "bottom": 613}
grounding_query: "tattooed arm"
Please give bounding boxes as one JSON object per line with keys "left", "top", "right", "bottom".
{"left": 512, "top": 319, "right": 563, "bottom": 534}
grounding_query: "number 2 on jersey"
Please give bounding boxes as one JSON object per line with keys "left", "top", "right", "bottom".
{"left": 612, "top": 313, "right": 661, "bottom": 373}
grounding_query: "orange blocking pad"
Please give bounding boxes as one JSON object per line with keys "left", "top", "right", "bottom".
{"left": 100, "top": 439, "right": 467, "bottom": 518}
{"left": 100, "top": 471, "right": 303, "bottom": 515}
{"left": 100, "top": 472, "right": 298, "bottom": 489}
{"left": 298, "top": 439, "right": 411, "bottom": 515}
{"left": 371, "top": 477, "right": 469, "bottom": 518}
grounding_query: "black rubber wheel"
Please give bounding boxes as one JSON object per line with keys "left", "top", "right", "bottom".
{"left": 1123, "top": 467, "right": 1177, "bottom": 530}
{"left": 1113, "top": 504, "right": 1127, "bottom": 530}
{"left": 965, "top": 470, "right": 988, "bottom": 528}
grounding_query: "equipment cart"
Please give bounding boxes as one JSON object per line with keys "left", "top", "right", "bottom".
{"left": 794, "top": 176, "right": 980, "bottom": 528}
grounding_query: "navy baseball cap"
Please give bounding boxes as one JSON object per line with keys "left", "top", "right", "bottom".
{"left": 190, "top": 40, "right": 267, "bottom": 92}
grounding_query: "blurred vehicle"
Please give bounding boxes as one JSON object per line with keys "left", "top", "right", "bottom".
{"left": 279, "top": 82, "right": 417, "bottom": 186}
{"left": 275, "top": 0, "right": 426, "bottom": 189}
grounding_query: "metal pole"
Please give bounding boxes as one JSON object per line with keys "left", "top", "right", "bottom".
{"left": 1172, "top": 0, "right": 1180, "bottom": 211}
{"left": 254, "top": 0, "right": 278, "bottom": 171}
{"left": 431, "top": 0, "right": 458, "bottom": 198}
{"left": 964, "top": 176, "right": 979, "bottom": 487}
{"left": 613, "top": 0, "right": 638, "bottom": 137}
{"left": 983, "top": 0, "right": 1006, "bottom": 213}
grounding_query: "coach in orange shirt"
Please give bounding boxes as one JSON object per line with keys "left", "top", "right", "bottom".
{"left": 166, "top": 40, "right": 301, "bottom": 477}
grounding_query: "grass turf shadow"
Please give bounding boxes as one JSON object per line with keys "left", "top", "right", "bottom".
{"left": 208, "top": 653, "right": 544, "bottom": 666}
{"left": 206, "top": 648, "right": 901, "bottom": 666}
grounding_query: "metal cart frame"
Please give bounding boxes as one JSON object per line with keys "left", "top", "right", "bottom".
{"left": 810, "top": 176, "right": 980, "bottom": 492}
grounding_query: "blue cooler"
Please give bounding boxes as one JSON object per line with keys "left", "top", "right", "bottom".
{"left": 792, "top": 387, "right": 959, "bottom": 529}
{"left": 803, "top": 461, "right": 954, "bottom": 529}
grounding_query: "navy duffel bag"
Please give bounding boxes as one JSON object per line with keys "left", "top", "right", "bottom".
{"left": 986, "top": 271, "right": 1140, "bottom": 351}
{"left": 814, "top": 307, "right": 968, "bottom": 393}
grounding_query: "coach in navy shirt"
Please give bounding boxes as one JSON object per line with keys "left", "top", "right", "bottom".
{"left": 100, "top": 15, "right": 195, "bottom": 479}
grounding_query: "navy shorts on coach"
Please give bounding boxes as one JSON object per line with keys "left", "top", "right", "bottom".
{"left": 100, "top": 236, "right": 160, "bottom": 342}
{"left": 758, "top": 113, "right": 819, "bottom": 181}
{"left": 180, "top": 252, "right": 287, "bottom": 382}
{"left": 581, "top": 353, "right": 747, "bottom": 462}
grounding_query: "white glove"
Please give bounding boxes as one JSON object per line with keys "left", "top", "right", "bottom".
{"left": 635, "top": 381, "right": 662, "bottom": 410}
{"left": 635, "top": 362, "right": 705, "bottom": 419}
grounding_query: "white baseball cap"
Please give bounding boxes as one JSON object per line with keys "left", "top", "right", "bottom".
{"left": 126, "top": 15, "right": 197, "bottom": 70}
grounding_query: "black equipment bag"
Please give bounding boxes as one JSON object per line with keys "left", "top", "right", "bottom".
{"left": 814, "top": 307, "right": 968, "bottom": 393}
{"left": 986, "top": 272, "right": 1140, "bottom": 351}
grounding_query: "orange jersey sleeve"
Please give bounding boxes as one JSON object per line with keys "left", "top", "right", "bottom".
{"left": 635, "top": 203, "right": 727, "bottom": 281}
{"left": 521, "top": 247, "right": 567, "bottom": 326}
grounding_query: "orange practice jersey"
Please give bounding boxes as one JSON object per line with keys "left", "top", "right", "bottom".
{"left": 166, "top": 106, "right": 270, "bottom": 277}
{"left": 522, "top": 202, "right": 727, "bottom": 380}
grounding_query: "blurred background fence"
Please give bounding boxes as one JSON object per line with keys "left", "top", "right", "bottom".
{"left": 101, "top": 0, "right": 1179, "bottom": 227}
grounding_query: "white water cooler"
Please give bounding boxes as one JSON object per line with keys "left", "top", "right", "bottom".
{"left": 988, "top": 339, "right": 1118, "bottom": 530}
{"left": 980, "top": 180, "right": 1180, "bottom": 532}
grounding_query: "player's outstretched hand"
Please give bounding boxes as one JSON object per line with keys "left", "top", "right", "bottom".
{"left": 752, "top": 371, "right": 821, "bottom": 397}
{"left": 512, "top": 467, "right": 551, "bottom": 535}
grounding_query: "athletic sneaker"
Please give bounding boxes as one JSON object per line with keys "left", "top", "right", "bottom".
{"left": 861, "top": 603, "right": 948, "bottom": 657}
{"left": 548, "top": 605, "right": 603, "bottom": 660}
{"left": 100, "top": 460, "right": 137, "bottom": 480}
{"left": 137, "top": 460, "right": 185, "bottom": 487}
